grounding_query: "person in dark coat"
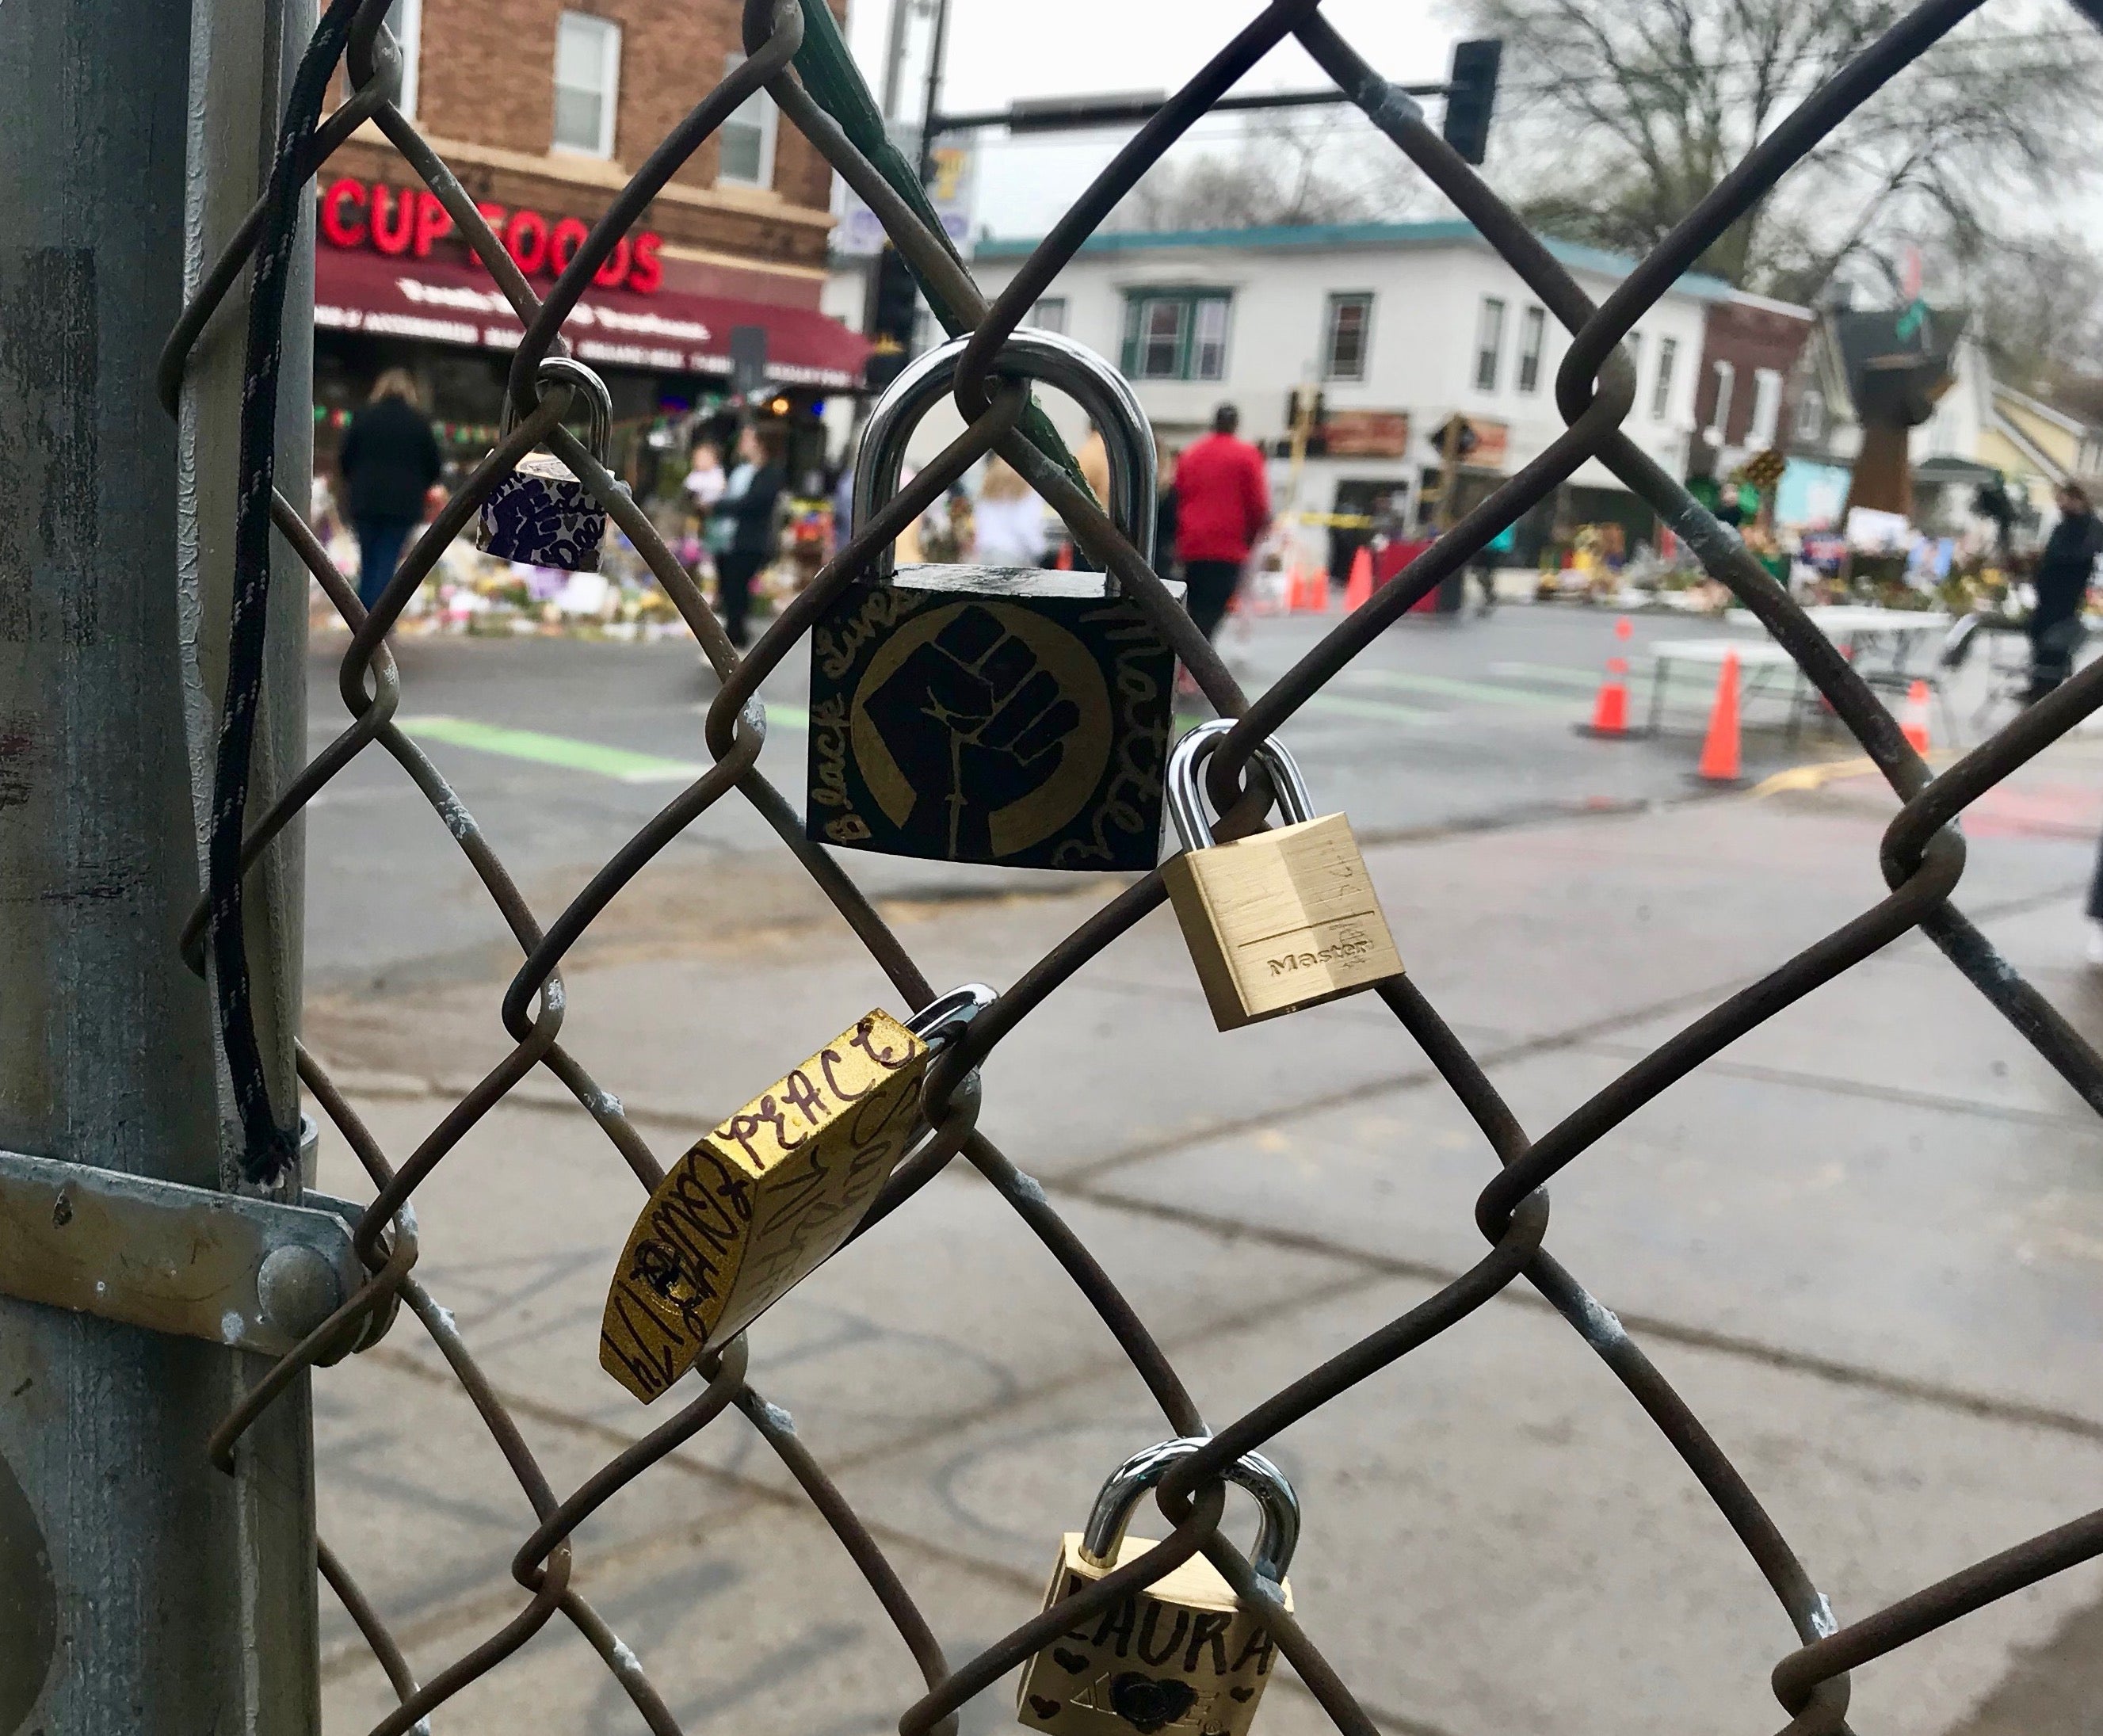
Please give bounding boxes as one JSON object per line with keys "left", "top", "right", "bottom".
{"left": 338, "top": 369, "right": 443, "bottom": 614}
{"left": 707, "top": 423, "right": 787, "bottom": 648}
{"left": 2027, "top": 482, "right": 2103, "bottom": 704}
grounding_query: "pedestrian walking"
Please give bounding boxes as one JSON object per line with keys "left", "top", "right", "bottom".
{"left": 1155, "top": 443, "right": 1181, "bottom": 586}
{"left": 2026, "top": 482, "right": 2102, "bottom": 704}
{"left": 1474, "top": 521, "right": 1517, "bottom": 613}
{"left": 1063, "top": 426, "right": 1115, "bottom": 570}
{"left": 338, "top": 368, "right": 441, "bottom": 614}
{"left": 1174, "top": 403, "right": 1271, "bottom": 643}
{"left": 707, "top": 424, "right": 786, "bottom": 649}
{"left": 972, "top": 455, "right": 1047, "bottom": 567}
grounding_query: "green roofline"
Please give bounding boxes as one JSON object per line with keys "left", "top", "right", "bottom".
{"left": 973, "top": 219, "right": 1735, "bottom": 300}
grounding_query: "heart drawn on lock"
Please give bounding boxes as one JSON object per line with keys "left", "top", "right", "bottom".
{"left": 1028, "top": 1697, "right": 1064, "bottom": 1719}
{"left": 1051, "top": 1646, "right": 1090, "bottom": 1674}
{"left": 1109, "top": 1672, "right": 1197, "bottom": 1733}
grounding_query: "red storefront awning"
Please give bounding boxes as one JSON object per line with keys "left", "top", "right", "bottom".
{"left": 314, "top": 247, "right": 868, "bottom": 391}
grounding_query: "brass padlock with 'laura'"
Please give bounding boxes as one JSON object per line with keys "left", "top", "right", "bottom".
{"left": 807, "top": 330, "right": 1181, "bottom": 872}
{"left": 1017, "top": 1438, "right": 1298, "bottom": 1736}
{"left": 1162, "top": 720, "right": 1404, "bottom": 1031}
{"left": 597, "top": 985, "right": 992, "bottom": 1401}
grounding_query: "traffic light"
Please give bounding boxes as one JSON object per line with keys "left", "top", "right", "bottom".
{"left": 1443, "top": 38, "right": 1502, "bottom": 166}
{"left": 865, "top": 244, "right": 922, "bottom": 389}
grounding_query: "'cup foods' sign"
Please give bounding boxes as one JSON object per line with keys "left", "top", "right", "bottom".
{"left": 318, "top": 175, "right": 663, "bottom": 294}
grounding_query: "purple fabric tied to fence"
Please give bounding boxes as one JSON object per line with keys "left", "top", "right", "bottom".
{"left": 476, "top": 453, "right": 608, "bottom": 572}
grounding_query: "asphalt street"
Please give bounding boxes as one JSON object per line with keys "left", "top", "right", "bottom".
{"left": 291, "top": 600, "right": 2103, "bottom": 1736}
{"left": 302, "top": 603, "right": 1895, "bottom": 990}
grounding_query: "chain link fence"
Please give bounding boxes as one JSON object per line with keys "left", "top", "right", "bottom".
{"left": 152, "top": 0, "right": 2103, "bottom": 1730}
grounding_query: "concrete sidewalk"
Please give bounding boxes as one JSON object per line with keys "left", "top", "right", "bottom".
{"left": 303, "top": 741, "right": 2103, "bottom": 1736}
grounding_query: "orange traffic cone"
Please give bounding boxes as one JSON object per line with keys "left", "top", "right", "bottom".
{"left": 1582, "top": 618, "right": 1635, "bottom": 737}
{"left": 1697, "top": 649, "right": 1742, "bottom": 784}
{"left": 1055, "top": 540, "right": 1074, "bottom": 570}
{"left": 1307, "top": 568, "right": 1331, "bottom": 612}
{"left": 1901, "top": 679, "right": 1932, "bottom": 754}
{"left": 1286, "top": 563, "right": 1310, "bottom": 612}
{"left": 1342, "top": 546, "right": 1374, "bottom": 610}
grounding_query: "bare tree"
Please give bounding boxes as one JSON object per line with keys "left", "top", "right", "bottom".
{"left": 1467, "top": 0, "right": 2103, "bottom": 300}
{"left": 1111, "top": 111, "right": 1425, "bottom": 231}
{"left": 1935, "top": 228, "right": 2103, "bottom": 395}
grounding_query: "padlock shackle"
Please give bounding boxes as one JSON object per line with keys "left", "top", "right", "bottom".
{"left": 853, "top": 330, "right": 1157, "bottom": 578}
{"left": 1166, "top": 719, "right": 1316, "bottom": 854}
{"left": 905, "top": 982, "right": 996, "bottom": 1049}
{"left": 500, "top": 354, "right": 613, "bottom": 461}
{"left": 1079, "top": 1435, "right": 1300, "bottom": 1589}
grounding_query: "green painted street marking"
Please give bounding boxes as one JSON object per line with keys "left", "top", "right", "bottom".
{"left": 1305, "top": 693, "right": 1447, "bottom": 727}
{"left": 1491, "top": 658, "right": 1724, "bottom": 692}
{"left": 1488, "top": 661, "right": 1597, "bottom": 689}
{"left": 402, "top": 715, "right": 707, "bottom": 784}
{"left": 689, "top": 700, "right": 810, "bottom": 732}
{"left": 1174, "top": 695, "right": 1445, "bottom": 729}
{"left": 1339, "top": 667, "right": 1568, "bottom": 709}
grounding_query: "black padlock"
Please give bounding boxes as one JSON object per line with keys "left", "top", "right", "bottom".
{"left": 806, "top": 331, "right": 1181, "bottom": 872}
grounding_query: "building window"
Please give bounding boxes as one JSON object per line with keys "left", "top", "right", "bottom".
{"left": 1516, "top": 305, "right": 1546, "bottom": 393}
{"left": 1794, "top": 386, "right": 1823, "bottom": 441}
{"left": 719, "top": 52, "right": 779, "bottom": 188}
{"left": 1473, "top": 296, "right": 1506, "bottom": 391}
{"left": 1651, "top": 336, "right": 1677, "bottom": 419}
{"left": 1322, "top": 292, "right": 1373, "bottom": 382}
{"left": 1707, "top": 360, "right": 1735, "bottom": 442}
{"left": 1120, "top": 291, "right": 1232, "bottom": 382}
{"left": 1029, "top": 296, "right": 1069, "bottom": 335}
{"left": 552, "top": 12, "right": 620, "bottom": 158}
{"left": 391, "top": 0, "right": 423, "bottom": 118}
{"left": 1749, "top": 367, "right": 1783, "bottom": 448}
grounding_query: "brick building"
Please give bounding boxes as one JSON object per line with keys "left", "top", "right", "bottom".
{"left": 315, "top": 0, "right": 865, "bottom": 473}
{"left": 1685, "top": 289, "right": 1815, "bottom": 486}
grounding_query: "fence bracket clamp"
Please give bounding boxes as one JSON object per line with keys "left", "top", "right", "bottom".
{"left": 0, "top": 1143, "right": 393, "bottom": 1362}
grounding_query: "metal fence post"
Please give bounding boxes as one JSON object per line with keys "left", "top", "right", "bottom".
{"left": 0, "top": 0, "right": 319, "bottom": 1729}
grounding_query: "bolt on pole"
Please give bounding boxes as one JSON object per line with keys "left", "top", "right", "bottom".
{"left": 0, "top": 0, "right": 319, "bottom": 1729}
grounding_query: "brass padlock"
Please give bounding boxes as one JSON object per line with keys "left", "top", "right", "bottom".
{"left": 807, "top": 330, "right": 1183, "bottom": 872}
{"left": 1161, "top": 719, "right": 1404, "bottom": 1031}
{"left": 597, "top": 984, "right": 992, "bottom": 1400}
{"left": 1017, "top": 1437, "right": 1298, "bottom": 1736}
{"left": 477, "top": 356, "right": 618, "bottom": 571}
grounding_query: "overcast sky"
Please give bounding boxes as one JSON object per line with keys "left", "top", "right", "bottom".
{"left": 842, "top": 0, "right": 1458, "bottom": 238}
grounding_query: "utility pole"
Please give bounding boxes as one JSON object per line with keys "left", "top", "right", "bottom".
{"left": 876, "top": 0, "right": 918, "bottom": 124}
{"left": 0, "top": 0, "right": 319, "bottom": 1728}
{"left": 913, "top": 0, "right": 954, "bottom": 189}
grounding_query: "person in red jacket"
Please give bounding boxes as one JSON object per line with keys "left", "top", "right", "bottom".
{"left": 1173, "top": 403, "right": 1272, "bottom": 645}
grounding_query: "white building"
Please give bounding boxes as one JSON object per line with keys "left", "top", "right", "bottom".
{"left": 968, "top": 220, "right": 1727, "bottom": 565}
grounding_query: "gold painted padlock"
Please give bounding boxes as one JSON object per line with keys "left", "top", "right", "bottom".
{"left": 1160, "top": 720, "right": 1403, "bottom": 1031}
{"left": 597, "top": 983, "right": 992, "bottom": 1401}
{"left": 1017, "top": 1438, "right": 1298, "bottom": 1736}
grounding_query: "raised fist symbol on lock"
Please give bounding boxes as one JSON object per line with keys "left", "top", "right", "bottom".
{"left": 807, "top": 331, "right": 1184, "bottom": 872}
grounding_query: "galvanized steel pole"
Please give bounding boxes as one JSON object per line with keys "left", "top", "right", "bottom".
{"left": 0, "top": 0, "right": 319, "bottom": 1728}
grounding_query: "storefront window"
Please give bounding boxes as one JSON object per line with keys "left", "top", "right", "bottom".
{"left": 553, "top": 11, "right": 621, "bottom": 159}
{"left": 1120, "top": 291, "right": 1232, "bottom": 381}
{"left": 392, "top": 0, "right": 422, "bottom": 119}
{"left": 1515, "top": 304, "right": 1545, "bottom": 393}
{"left": 1473, "top": 296, "right": 1505, "bottom": 391}
{"left": 1651, "top": 337, "right": 1677, "bottom": 418}
{"left": 1322, "top": 292, "right": 1372, "bottom": 382}
{"left": 719, "top": 52, "right": 780, "bottom": 188}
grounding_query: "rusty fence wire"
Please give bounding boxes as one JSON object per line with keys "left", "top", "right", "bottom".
{"left": 151, "top": 0, "right": 2103, "bottom": 1730}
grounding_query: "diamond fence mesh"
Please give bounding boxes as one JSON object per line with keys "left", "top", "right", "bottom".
{"left": 154, "top": 1, "right": 2103, "bottom": 1731}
